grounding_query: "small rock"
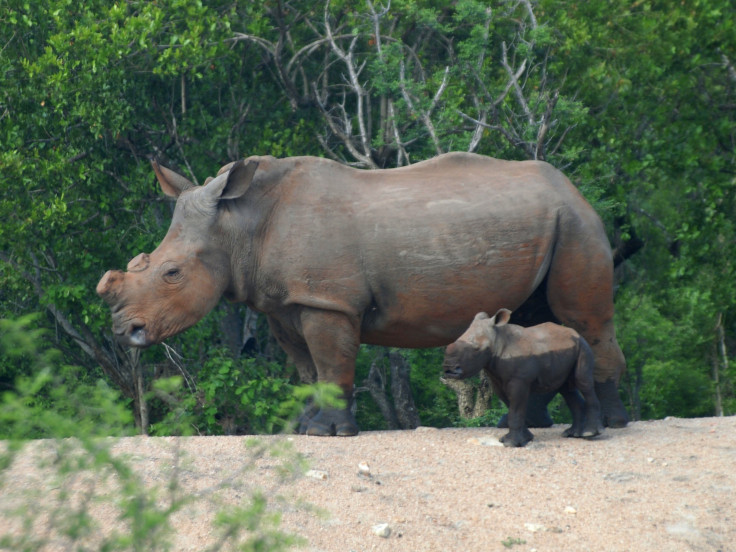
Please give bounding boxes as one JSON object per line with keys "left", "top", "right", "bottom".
{"left": 305, "top": 469, "right": 328, "bottom": 480}
{"left": 524, "top": 523, "right": 547, "bottom": 533}
{"left": 357, "top": 461, "right": 371, "bottom": 477}
{"left": 372, "top": 523, "right": 391, "bottom": 538}
{"left": 415, "top": 426, "right": 438, "bottom": 432}
{"left": 467, "top": 436, "right": 503, "bottom": 447}
{"left": 564, "top": 506, "right": 577, "bottom": 515}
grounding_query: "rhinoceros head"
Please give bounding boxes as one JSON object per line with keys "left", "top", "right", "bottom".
{"left": 96, "top": 159, "right": 258, "bottom": 347}
{"left": 442, "top": 309, "right": 512, "bottom": 379}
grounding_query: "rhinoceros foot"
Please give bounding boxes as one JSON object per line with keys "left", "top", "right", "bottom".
{"left": 500, "top": 428, "right": 534, "bottom": 447}
{"left": 595, "top": 380, "right": 629, "bottom": 428}
{"left": 300, "top": 407, "right": 359, "bottom": 437}
{"left": 562, "top": 418, "right": 603, "bottom": 439}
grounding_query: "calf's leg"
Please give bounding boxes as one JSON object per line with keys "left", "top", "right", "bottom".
{"left": 497, "top": 390, "right": 556, "bottom": 429}
{"left": 560, "top": 386, "right": 587, "bottom": 438}
{"left": 500, "top": 379, "right": 534, "bottom": 447}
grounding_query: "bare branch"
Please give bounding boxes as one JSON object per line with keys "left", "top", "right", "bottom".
{"left": 162, "top": 343, "right": 197, "bottom": 395}
{"left": 312, "top": 82, "right": 377, "bottom": 168}
{"left": 366, "top": 0, "right": 390, "bottom": 59}
{"left": 399, "top": 62, "right": 448, "bottom": 155}
{"left": 475, "top": 6, "right": 493, "bottom": 72}
{"left": 387, "top": 100, "right": 410, "bottom": 166}
{"left": 323, "top": 1, "right": 374, "bottom": 163}
{"left": 722, "top": 52, "right": 736, "bottom": 83}
{"left": 520, "top": 0, "right": 538, "bottom": 29}
{"left": 285, "top": 35, "right": 354, "bottom": 76}
{"left": 456, "top": 110, "right": 534, "bottom": 158}
{"left": 429, "top": 66, "right": 450, "bottom": 113}
{"left": 501, "top": 41, "right": 533, "bottom": 125}
{"left": 534, "top": 89, "right": 559, "bottom": 161}
{"left": 227, "top": 32, "right": 276, "bottom": 55}
{"left": 167, "top": 110, "right": 199, "bottom": 185}
{"left": 467, "top": 97, "right": 487, "bottom": 153}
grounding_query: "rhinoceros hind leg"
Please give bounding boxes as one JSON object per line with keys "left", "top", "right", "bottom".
{"left": 561, "top": 421, "right": 601, "bottom": 439}
{"left": 595, "top": 380, "right": 628, "bottom": 428}
{"left": 304, "top": 407, "right": 359, "bottom": 437}
{"left": 560, "top": 388, "right": 586, "bottom": 437}
{"left": 562, "top": 425, "right": 578, "bottom": 438}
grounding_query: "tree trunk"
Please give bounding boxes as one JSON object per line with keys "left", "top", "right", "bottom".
{"left": 471, "top": 371, "right": 493, "bottom": 418}
{"left": 622, "top": 362, "right": 643, "bottom": 421}
{"left": 360, "top": 356, "right": 400, "bottom": 429}
{"left": 714, "top": 313, "right": 726, "bottom": 417}
{"left": 440, "top": 370, "right": 493, "bottom": 419}
{"left": 129, "top": 348, "right": 149, "bottom": 435}
{"left": 388, "top": 352, "right": 420, "bottom": 429}
{"left": 440, "top": 378, "right": 476, "bottom": 419}
{"left": 355, "top": 349, "right": 421, "bottom": 430}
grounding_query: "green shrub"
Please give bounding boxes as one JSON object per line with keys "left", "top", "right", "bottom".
{"left": 0, "top": 315, "right": 317, "bottom": 552}
{"left": 150, "top": 349, "right": 295, "bottom": 436}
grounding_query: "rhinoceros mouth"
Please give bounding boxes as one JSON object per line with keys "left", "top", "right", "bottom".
{"left": 442, "top": 364, "right": 465, "bottom": 379}
{"left": 113, "top": 320, "right": 151, "bottom": 348}
{"left": 128, "top": 325, "right": 148, "bottom": 347}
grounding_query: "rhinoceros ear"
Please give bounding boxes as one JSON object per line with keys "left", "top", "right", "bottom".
{"left": 202, "top": 160, "right": 259, "bottom": 202}
{"left": 491, "top": 308, "right": 512, "bottom": 326}
{"left": 221, "top": 160, "right": 259, "bottom": 200}
{"left": 151, "top": 160, "right": 196, "bottom": 198}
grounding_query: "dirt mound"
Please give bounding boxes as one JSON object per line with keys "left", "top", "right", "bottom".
{"left": 3, "top": 416, "right": 735, "bottom": 551}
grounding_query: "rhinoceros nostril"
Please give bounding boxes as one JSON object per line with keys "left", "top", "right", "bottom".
{"left": 443, "top": 365, "right": 464, "bottom": 379}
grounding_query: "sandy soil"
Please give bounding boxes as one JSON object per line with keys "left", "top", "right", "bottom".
{"left": 2, "top": 416, "right": 735, "bottom": 552}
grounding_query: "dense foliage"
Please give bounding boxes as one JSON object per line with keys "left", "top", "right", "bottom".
{"left": 1, "top": 0, "right": 734, "bottom": 435}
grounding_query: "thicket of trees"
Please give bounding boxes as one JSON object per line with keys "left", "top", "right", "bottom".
{"left": 1, "top": 0, "right": 734, "bottom": 435}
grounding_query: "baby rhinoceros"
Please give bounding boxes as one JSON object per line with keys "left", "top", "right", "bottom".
{"left": 443, "top": 309, "right": 603, "bottom": 447}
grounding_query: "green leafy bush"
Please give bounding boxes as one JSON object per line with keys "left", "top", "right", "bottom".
{"left": 150, "top": 349, "right": 295, "bottom": 436}
{"left": 0, "top": 315, "right": 316, "bottom": 551}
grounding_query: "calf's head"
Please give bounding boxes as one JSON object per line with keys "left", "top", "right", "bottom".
{"left": 442, "top": 309, "right": 512, "bottom": 379}
{"left": 96, "top": 160, "right": 258, "bottom": 347}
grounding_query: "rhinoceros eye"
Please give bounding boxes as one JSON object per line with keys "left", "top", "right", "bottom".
{"left": 163, "top": 267, "right": 182, "bottom": 283}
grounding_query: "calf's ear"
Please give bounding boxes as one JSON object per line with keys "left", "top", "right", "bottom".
{"left": 491, "top": 308, "right": 512, "bottom": 326}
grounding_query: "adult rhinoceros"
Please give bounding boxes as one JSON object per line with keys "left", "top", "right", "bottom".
{"left": 96, "top": 152, "right": 628, "bottom": 435}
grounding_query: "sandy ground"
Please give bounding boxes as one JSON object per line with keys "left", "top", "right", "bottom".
{"left": 2, "top": 416, "right": 735, "bottom": 552}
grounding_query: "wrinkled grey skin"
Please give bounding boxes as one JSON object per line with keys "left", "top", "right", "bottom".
{"left": 97, "top": 153, "right": 627, "bottom": 436}
{"left": 444, "top": 309, "right": 603, "bottom": 447}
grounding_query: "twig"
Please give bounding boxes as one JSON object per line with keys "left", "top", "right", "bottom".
{"left": 162, "top": 343, "right": 197, "bottom": 394}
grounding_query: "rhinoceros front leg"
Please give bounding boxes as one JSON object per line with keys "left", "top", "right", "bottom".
{"left": 497, "top": 389, "right": 556, "bottom": 429}
{"left": 499, "top": 379, "right": 534, "bottom": 447}
{"left": 267, "top": 316, "right": 321, "bottom": 432}
{"left": 299, "top": 308, "right": 361, "bottom": 437}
